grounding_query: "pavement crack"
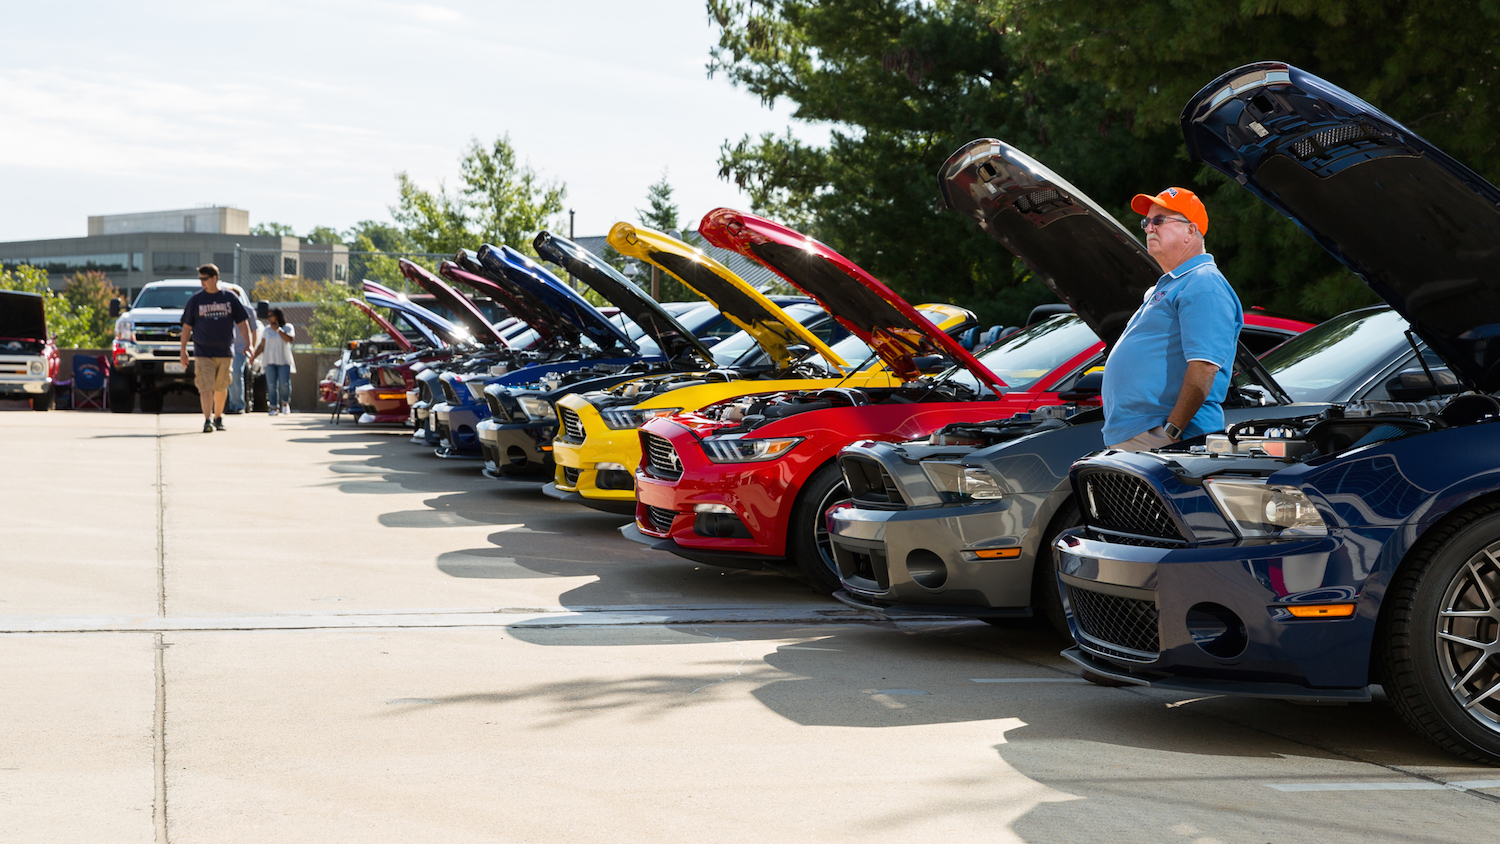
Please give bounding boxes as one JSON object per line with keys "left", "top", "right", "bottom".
{"left": 153, "top": 632, "right": 168, "bottom": 843}
{"left": 688, "top": 626, "right": 750, "bottom": 694}
{"left": 156, "top": 415, "right": 166, "bottom": 619}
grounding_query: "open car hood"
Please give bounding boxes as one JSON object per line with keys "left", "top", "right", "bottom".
{"left": 475, "top": 245, "right": 637, "bottom": 354}
{"left": 345, "top": 298, "right": 415, "bottom": 352}
{"left": 699, "top": 209, "right": 1005, "bottom": 389}
{"left": 939, "top": 139, "right": 1160, "bottom": 347}
{"left": 1184, "top": 61, "right": 1500, "bottom": 393}
{"left": 606, "top": 222, "right": 847, "bottom": 371}
{"left": 438, "top": 256, "right": 562, "bottom": 348}
{"left": 362, "top": 281, "right": 464, "bottom": 347}
{"left": 396, "top": 260, "right": 507, "bottom": 347}
{"left": 0, "top": 290, "right": 47, "bottom": 341}
{"left": 533, "top": 231, "right": 716, "bottom": 364}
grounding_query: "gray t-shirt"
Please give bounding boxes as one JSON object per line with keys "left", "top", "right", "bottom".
{"left": 260, "top": 323, "right": 296, "bottom": 371}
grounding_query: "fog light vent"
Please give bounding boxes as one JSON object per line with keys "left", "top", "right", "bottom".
{"left": 1186, "top": 602, "right": 1248, "bottom": 659}
{"left": 907, "top": 549, "right": 948, "bottom": 589}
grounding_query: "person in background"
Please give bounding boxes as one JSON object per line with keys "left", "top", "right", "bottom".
{"left": 225, "top": 318, "right": 250, "bottom": 415}
{"left": 249, "top": 308, "right": 296, "bottom": 416}
{"left": 180, "top": 264, "right": 254, "bottom": 433}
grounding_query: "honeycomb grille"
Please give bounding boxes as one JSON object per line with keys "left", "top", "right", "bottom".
{"left": 1080, "top": 470, "right": 1184, "bottom": 543}
{"left": 1069, "top": 586, "right": 1160, "bottom": 660}
{"left": 840, "top": 455, "right": 905, "bottom": 508}
{"left": 562, "top": 466, "right": 580, "bottom": 486}
{"left": 560, "top": 407, "right": 586, "bottom": 442}
{"left": 1292, "top": 122, "right": 1376, "bottom": 160}
{"left": 643, "top": 505, "right": 677, "bottom": 534}
{"left": 643, "top": 433, "right": 682, "bottom": 480}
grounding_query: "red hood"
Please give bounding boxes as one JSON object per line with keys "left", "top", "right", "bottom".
{"left": 345, "top": 298, "right": 415, "bottom": 352}
{"left": 699, "top": 209, "right": 1006, "bottom": 392}
{"left": 397, "top": 260, "right": 507, "bottom": 347}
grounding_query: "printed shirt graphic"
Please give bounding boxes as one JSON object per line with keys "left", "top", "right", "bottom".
{"left": 182, "top": 290, "right": 249, "bottom": 358}
{"left": 1100, "top": 254, "right": 1243, "bottom": 445}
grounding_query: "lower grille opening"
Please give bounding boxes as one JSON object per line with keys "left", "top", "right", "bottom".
{"left": 643, "top": 505, "right": 677, "bottom": 534}
{"left": 1068, "top": 585, "right": 1160, "bottom": 661}
{"left": 562, "top": 466, "right": 581, "bottom": 486}
{"left": 842, "top": 546, "right": 890, "bottom": 592}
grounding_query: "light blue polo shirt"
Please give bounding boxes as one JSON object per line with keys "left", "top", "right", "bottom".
{"left": 1101, "top": 253, "right": 1242, "bottom": 445}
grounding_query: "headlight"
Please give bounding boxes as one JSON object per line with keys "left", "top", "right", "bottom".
{"left": 1204, "top": 478, "right": 1327, "bottom": 538}
{"left": 29, "top": 360, "right": 44, "bottom": 375}
{"left": 921, "top": 461, "right": 1004, "bottom": 503}
{"left": 601, "top": 406, "right": 682, "bottom": 430}
{"left": 114, "top": 318, "right": 133, "bottom": 341}
{"left": 701, "top": 436, "right": 802, "bottom": 463}
{"left": 517, "top": 395, "right": 556, "bottom": 422}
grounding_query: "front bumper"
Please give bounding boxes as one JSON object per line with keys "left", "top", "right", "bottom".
{"left": 1053, "top": 530, "right": 1380, "bottom": 696}
{"left": 354, "top": 383, "right": 410, "bottom": 424}
{"left": 0, "top": 376, "right": 52, "bottom": 396}
{"left": 477, "top": 416, "right": 554, "bottom": 477}
{"left": 552, "top": 428, "right": 638, "bottom": 508}
{"left": 829, "top": 497, "right": 1040, "bottom": 616}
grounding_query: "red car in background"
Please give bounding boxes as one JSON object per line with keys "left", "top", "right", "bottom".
{"left": 626, "top": 208, "right": 1309, "bottom": 593}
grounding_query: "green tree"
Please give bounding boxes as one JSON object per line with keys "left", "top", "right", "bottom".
{"left": 62, "top": 270, "right": 122, "bottom": 348}
{"left": 250, "top": 222, "right": 296, "bottom": 237}
{"left": 303, "top": 225, "right": 344, "bottom": 245}
{"left": 345, "top": 221, "right": 414, "bottom": 253}
{"left": 630, "top": 171, "right": 702, "bottom": 302}
{"left": 309, "top": 282, "right": 373, "bottom": 349}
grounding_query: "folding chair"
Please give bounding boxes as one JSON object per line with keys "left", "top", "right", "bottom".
{"left": 72, "top": 354, "right": 109, "bottom": 410}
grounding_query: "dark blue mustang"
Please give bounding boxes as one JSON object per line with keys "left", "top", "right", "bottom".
{"left": 1057, "top": 62, "right": 1500, "bottom": 764}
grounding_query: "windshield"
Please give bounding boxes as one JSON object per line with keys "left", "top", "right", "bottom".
{"left": 1248, "top": 307, "right": 1407, "bottom": 402}
{"left": 708, "top": 303, "right": 830, "bottom": 367}
{"left": 133, "top": 286, "right": 201, "bottom": 310}
{"left": 943, "top": 314, "right": 1100, "bottom": 392}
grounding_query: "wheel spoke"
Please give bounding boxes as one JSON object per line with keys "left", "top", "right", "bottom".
{"left": 1463, "top": 677, "right": 1500, "bottom": 711}
{"left": 1438, "top": 630, "right": 1491, "bottom": 651}
{"left": 1441, "top": 609, "right": 1499, "bottom": 618}
{"left": 1450, "top": 652, "right": 1496, "bottom": 693}
{"left": 1475, "top": 553, "right": 1500, "bottom": 607}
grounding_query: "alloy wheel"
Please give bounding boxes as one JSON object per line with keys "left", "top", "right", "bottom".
{"left": 1435, "top": 543, "right": 1500, "bottom": 734}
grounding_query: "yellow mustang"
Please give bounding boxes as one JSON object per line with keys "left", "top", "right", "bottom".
{"left": 545, "top": 222, "right": 976, "bottom": 514}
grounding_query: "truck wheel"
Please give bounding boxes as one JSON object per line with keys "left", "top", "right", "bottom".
{"left": 108, "top": 374, "right": 135, "bottom": 413}
{"left": 32, "top": 388, "right": 54, "bottom": 411}
{"left": 788, "top": 462, "right": 849, "bottom": 595}
{"left": 140, "top": 390, "right": 165, "bottom": 415}
{"left": 1034, "top": 500, "right": 1081, "bottom": 636}
{"left": 1378, "top": 500, "right": 1500, "bottom": 764}
{"left": 251, "top": 372, "right": 268, "bottom": 413}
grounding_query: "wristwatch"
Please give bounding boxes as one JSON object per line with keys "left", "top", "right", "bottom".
{"left": 1163, "top": 421, "right": 1183, "bottom": 441}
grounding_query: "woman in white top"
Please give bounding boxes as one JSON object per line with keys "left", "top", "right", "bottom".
{"left": 249, "top": 308, "right": 296, "bottom": 415}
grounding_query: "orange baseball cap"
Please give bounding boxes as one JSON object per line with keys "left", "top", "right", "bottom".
{"left": 1131, "top": 187, "right": 1208, "bottom": 236}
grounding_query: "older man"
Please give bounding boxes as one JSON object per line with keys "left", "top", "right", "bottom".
{"left": 1101, "top": 187, "right": 1243, "bottom": 451}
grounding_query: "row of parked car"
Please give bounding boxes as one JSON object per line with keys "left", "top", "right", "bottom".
{"left": 324, "top": 63, "right": 1500, "bottom": 765}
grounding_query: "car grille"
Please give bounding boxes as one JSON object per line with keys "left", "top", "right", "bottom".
{"left": 562, "top": 466, "right": 581, "bottom": 486}
{"left": 485, "top": 392, "right": 504, "bottom": 419}
{"left": 643, "top": 504, "right": 677, "bottom": 534}
{"left": 439, "top": 379, "right": 460, "bottom": 405}
{"left": 134, "top": 325, "right": 181, "bottom": 342}
{"left": 559, "top": 407, "right": 586, "bottom": 443}
{"left": 1079, "top": 470, "right": 1186, "bottom": 545}
{"left": 840, "top": 455, "right": 905, "bottom": 508}
{"left": 642, "top": 433, "right": 682, "bottom": 480}
{"left": 1068, "top": 585, "right": 1160, "bottom": 661}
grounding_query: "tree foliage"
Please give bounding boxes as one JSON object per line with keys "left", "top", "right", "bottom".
{"left": 391, "top": 135, "right": 567, "bottom": 258}
{"left": 250, "top": 222, "right": 296, "bottom": 237}
{"left": 629, "top": 171, "right": 702, "bottom": 302}
{"left": 62, "top": 271, "right": 123, "bottom": 347}
{"left": 708, "top": 0, "right": 1500, "bottom": 325}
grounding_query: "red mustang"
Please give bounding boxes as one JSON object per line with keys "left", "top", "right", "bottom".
{"left": 626, "top": 209, "right": 1307, "bottom": 594}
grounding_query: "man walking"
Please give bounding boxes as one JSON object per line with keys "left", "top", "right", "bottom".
{"left": 1101, "top": 187, "right": 1242, "bottom": 451}
{"left": 180, "top": 264, "right": 254, "bottom": 433}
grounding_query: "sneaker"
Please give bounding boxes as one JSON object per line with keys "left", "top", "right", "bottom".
{"left": 213, "top": 416, "right": 225, "bottom": 431}
{"left": 269, "top": 408, "right": 279, "bottom": 417}
{"left": 203, "top": 421, "right": 214, "bottom": 433}
{"left": 280, "top": 403, "right": 291, "bottom": 414}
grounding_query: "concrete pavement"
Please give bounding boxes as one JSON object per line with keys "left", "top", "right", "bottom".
{"left": 3, "top": 410, "right": 1498, "bottom": 842}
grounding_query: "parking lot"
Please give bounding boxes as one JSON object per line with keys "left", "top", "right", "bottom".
{"left": 5, "top": 410, "right": 1500, "bottom": 843}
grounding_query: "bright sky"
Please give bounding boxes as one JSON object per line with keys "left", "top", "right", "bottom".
{"left": 0, "top": 1, "right": 823, "bottom": 243}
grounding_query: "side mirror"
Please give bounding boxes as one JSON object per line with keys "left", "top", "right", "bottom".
{"left": 1058, "top": 370, "right": 1104, "bottom": 402}
{"left": 913, "top": 354, "right": 947, "bottom": 374}
{"left": 109, "top": 299, "right": 122, "bottom": 318}
{"left": 1386, "top": 367, "right": 1459, "bottom": 401}
{"left": 256, "top": 301, "right": 270, "bottom": 320}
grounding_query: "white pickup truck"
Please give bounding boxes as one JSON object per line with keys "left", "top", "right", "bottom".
{"left": 109, "top": 279, "right": 268, "bottom": 413}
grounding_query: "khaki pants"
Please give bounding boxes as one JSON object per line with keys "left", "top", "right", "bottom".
{"left": 1107, "top": 426, "right": 1177, "bottom": 452}
{"left": 194, "top": 357, "right": 234, "bottom": 393}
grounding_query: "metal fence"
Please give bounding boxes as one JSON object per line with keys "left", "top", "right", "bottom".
{"left": 230, "top": 247, "right": 453, "bottom": 295}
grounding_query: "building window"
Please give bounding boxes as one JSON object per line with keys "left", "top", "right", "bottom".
{"left": 334, "top": 263, "right": 347, "bottom": 281}
{"left": 2, "top": 253, "right": 137, "bottom": 275}
{"left": 246, "top": 253, "right": 276, "bottom": 277}
{"left": 132, "top": 253, "right": 144, "bottom": 272}
{"left": 152, "top": 252, "right": 199, "bottom": 273}
{"left": 283, "top": 256, "right": 297, "bottom": 276}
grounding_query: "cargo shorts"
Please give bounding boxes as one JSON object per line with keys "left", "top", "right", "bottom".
{"left": 194, "top": 357, "right": 234, "bottom": 393}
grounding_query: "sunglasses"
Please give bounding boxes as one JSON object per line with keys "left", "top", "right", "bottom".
{"left": 1139, "top": 215, "right": 1192, "bottom": 231}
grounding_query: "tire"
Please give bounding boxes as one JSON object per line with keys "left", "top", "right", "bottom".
{"left": 140, "top": 390, "right": 165, "bottom": 415}
{"left": 787, "top": 462, "right": 849, "bottom": 595}
{"left": 1034, "top": 500, "right": 1081, "bottom": 636}
{"left": 31, "top": 388, "right": 54, "bottom": 411}
{"left": 1378, "top": 500, "right": 1500, "bottom": 764}
{"left": 108, "top": 374, "right": 135, "bottom": 413}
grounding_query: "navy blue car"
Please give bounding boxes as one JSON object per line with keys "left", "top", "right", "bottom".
{"left": 1056, "top": 62, "right": 1500, "bottom": 763}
